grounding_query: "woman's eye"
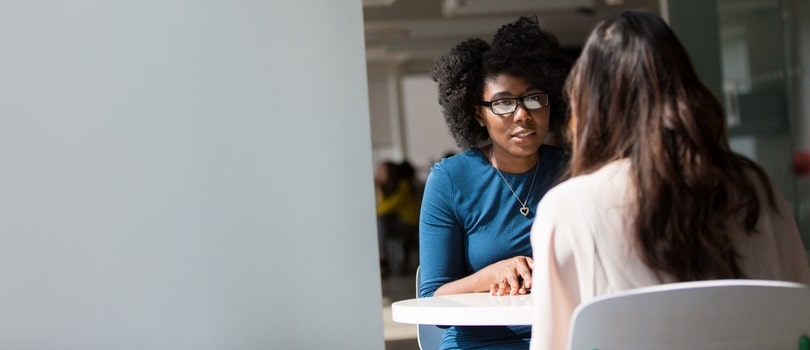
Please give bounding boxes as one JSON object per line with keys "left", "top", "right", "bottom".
{"left": 492, "top": 99, "right": 515, "bottom": 107}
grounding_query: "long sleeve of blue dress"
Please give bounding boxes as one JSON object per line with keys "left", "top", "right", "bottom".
{"left": 418, "top": 145, "right": 568, "bottom": 349}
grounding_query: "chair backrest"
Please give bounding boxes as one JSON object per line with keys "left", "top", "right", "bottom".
{"left": 415, "top": 266, "right": 446, "bottom": 350}
{"left": 568, "top": 279, "right": 810, "bottom": 350}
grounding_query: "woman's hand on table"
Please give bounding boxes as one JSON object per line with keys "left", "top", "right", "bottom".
{"left": 431, "top": 255, "right": 534, "bottom": 296}
{"left": 484, "top": 256, "right": 534, "bottom": 296}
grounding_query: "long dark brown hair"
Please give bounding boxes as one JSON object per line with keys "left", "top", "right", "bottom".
{"left": 565, "top": 11, "right": 776, "bottom": 281}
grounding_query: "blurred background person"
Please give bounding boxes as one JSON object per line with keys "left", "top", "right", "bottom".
{"left": 375, "top": 160, "right": 421, "bottom": 277}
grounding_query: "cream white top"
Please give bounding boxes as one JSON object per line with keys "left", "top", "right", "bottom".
{"left": 529, "top": 159, "right": 810, "bottom": 350}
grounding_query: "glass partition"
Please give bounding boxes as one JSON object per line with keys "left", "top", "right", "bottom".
{"left": 717, "top": 0, "right": 810, "bottom": 257}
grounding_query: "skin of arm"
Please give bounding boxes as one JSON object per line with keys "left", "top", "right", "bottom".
{"left": 434, "top": 256, "right": 533, "bottom": 296}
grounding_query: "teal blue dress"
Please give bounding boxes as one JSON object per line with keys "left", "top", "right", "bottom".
{"left": 419, "top": 145, "right": 568, "bottom": 350}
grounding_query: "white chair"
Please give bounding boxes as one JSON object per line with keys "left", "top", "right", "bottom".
{"left": 415, "top": 266, "right": 446, "bottom": 350}
{"left": 568, "top": 279, "right": 810, "bottom": 350}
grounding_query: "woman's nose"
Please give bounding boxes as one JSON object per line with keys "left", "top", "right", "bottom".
{"left": 512, "top": 103, "right": 533, "bottom": 122}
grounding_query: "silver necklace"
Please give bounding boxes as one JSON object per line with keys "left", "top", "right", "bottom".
{"left": 490, "top": 149, "right": 539, "bottom": 217}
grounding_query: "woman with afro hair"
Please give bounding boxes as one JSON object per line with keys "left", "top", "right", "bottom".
{"left": 418, "top": 16, "right": 572, "bottom": 349}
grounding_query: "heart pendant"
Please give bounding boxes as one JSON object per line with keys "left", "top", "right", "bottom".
{"left": 520, "top": 206, "right": 530, "bottom": 216}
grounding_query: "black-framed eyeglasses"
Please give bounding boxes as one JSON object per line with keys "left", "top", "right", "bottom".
{"left": 479, "top": 93, "right": 549, "bottom": 115}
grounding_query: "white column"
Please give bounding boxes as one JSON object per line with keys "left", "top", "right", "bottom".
{"left": 0, "top": 1, "right": 383, "bottom": 349}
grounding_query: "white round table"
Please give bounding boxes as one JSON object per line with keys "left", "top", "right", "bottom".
{"left": 391, "top": 292, "right": 534, "bottom": 326}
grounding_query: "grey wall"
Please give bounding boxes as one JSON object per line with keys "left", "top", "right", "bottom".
{"left": 401, "top": 74, "right": 459, "bottom": 180}
{"left": 666, "top": 0, "right": 723, "bottom": 101}
{"left": 796, "top": 0, "right": 810, "bottom": 150}
{"left": 366, "top": 66, "right": 460, "bottom": 181}
{"left": 0, "top": 1, "right": 384, "bottom": 349}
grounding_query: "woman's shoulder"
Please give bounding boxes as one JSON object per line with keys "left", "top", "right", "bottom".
{"left": 540, "top": 144, "right": 568, "bottom": 175}
{"left": 543, "top": 159, "right": 631, "bottom": 205}
{"left": 535, "top": 160, "right": 632, "bottom": 243}
{"left": 539, "top": 143, "right": 565, "bottom": 154}
{"left": 539, "top": 143, "right": 567, "bottom": 158}
{"left": 430, "top": 148, "right": 486, "bottom": 173}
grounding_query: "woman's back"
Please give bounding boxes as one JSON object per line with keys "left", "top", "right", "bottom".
{"left": 530, "top": 159, "right": 810, "bottom": 349}
{"left": 533, "top": 159, "right": 809, "bottom": 298}
{"left": 529, "top": 11, "right": 809, "bottom": 350}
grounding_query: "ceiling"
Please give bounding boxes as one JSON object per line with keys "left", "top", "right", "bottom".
{"left": 363, "top": 0, "right": 661, "bottom": 72}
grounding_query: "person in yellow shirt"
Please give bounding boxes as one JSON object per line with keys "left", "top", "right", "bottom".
{"left": 375, "top": 161, "right": 421, "bottom": 276}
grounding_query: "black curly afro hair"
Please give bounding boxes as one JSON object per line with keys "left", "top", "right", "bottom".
{"left": 431, "top": 16, "right": 572, "bottom": 149}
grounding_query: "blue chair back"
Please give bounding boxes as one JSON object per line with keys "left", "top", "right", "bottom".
{"left": 415, "top": 266, "right": 446, "bottom": 350}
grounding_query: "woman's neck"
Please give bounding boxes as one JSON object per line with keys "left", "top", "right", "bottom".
{"left": 486, "top": 145, "right": 539, "bottom": 174}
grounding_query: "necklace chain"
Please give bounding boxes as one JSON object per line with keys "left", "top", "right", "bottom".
{"left": 490, "top": 149, "right": 540, "bottom": 217}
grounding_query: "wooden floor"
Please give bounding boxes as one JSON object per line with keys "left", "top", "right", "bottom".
{"left": 382, "top": 271, "right": 420, "bottom": 350}
{"left": 386, "top": 338, "right": 419, "bottom": 350}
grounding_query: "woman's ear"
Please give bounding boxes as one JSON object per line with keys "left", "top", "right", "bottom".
{"left": 475, "top": 108, "right": 486, "bottom": 127}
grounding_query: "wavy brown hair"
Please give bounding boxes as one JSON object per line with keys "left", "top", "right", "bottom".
{"left": 565, "top": 11, "right": 776, "bottom": 281}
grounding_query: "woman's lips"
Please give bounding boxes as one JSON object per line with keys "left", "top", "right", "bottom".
{"left": 511, "top": 130, "right": 536, "bottom": 138}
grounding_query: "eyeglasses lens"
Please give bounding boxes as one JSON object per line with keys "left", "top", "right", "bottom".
{"left": 487, "top": 94, "right": 548, "bottom": 115}
{"left": 523, "top": 95, "right": 543, "bottom": 109}
{"left": 492, "top": 100, "right": 516, "bottom": 114}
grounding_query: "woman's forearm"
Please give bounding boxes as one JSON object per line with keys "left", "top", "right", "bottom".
{"left": 433, "top": 271, "right": 489, "bottom": 296}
